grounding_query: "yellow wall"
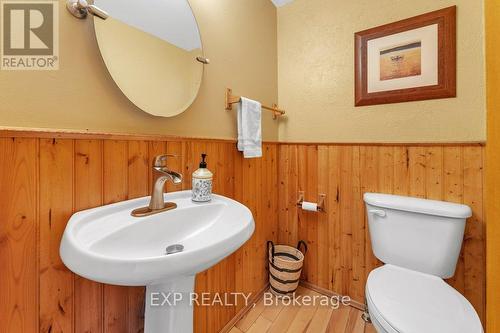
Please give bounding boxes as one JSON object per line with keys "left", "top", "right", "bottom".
{"left": 0, "top": 0, "right": 279, "bottom": 141}
{"left": 485, "top": 0, "right": 500, "bottom": 331}
{"left": 277, "top": 0, "right": 485, "bottom": 143}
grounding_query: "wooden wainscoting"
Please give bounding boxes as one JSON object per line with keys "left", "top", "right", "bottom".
{"left": 277, "top": 144, "right": 486, "bottom": 325}
{"left": 0, "top": 134, "right": 278, "bottom": 333}
{"left": 0, "top": 130, "right": 487, "bottom": 332}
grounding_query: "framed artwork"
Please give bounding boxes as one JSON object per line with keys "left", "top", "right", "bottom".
{"left": 355, "top": 6, "right": 456, "bottom": 106}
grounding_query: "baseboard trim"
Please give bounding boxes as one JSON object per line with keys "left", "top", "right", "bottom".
{"left": 218, "top": 284, "right": 270, "bottom": 333}
{"left": 299, "top": 280, "right": 366, "bottom": 311}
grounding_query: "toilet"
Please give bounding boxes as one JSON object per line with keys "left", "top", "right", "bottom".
{"left": 364, "top": 193, "right": 483, "bottom": 333}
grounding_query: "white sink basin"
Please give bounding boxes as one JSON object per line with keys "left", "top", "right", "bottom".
{"left": 60, "top": 190, "right": 254, "bottom": 333}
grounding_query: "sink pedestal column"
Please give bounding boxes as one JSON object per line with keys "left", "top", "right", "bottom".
{"left": 144, "top": 275, "right": 196, "bottom": 333}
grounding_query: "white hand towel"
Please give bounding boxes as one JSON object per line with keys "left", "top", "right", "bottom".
{"left": 237, "top": 97, "right": 262, "bottom": 158}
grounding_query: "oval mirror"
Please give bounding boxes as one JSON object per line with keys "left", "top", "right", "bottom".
{"left": 93, "top": 0, "right": 204, "bottom": 117}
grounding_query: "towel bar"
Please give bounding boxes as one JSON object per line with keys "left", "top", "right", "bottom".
{"left": 225, "top": 88, "right": 285, "bottom": 119}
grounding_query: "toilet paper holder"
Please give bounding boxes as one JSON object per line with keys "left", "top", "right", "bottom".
{"left": 296, "top": 191, "right": 326, "bottom": 212}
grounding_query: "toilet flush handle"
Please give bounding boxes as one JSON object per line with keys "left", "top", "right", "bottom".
{"left": 368, "top": 209, "right": 386, "bottom": 217}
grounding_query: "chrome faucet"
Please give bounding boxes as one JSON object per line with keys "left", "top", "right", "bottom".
{"left": 131, "top": 154, "right": 183, "bottom": 217}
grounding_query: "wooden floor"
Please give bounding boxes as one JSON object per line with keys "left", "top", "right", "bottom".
{"left": 229, "top": 286, "right": 376, "bottom": 333}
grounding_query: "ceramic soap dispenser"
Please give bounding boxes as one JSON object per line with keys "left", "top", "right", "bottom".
{"left": 192, "top": 153, "right": 213, "bottom": 202}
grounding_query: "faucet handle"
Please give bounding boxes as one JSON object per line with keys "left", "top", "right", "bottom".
{"left": 152, "top": 154, "right": 178, "bottom": 167}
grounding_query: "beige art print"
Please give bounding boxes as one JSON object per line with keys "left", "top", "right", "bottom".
{"left": 379, "top": 41, "right": 422, "bottom": 81}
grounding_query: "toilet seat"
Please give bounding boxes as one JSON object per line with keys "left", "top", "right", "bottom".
{"left": 366, "top": 264, "right": 483, "bottom": 333}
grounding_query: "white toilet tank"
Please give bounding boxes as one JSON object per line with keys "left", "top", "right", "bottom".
{"left": 364, "top": 193, "right": 472, "bottom": 278}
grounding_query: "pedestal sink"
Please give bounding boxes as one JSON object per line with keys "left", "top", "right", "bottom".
{"left": 60, "top": 190, "right": 254, "bottom": 333}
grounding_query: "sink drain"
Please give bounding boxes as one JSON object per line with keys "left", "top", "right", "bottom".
{"left": 165, "top": 244, "right": 184, "bottom": 255}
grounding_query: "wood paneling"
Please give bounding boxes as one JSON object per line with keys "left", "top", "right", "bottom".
{"left": 103, "top": 140, "right": 130, "bottom": 333}
{"left": 39, "top": 139, "right": 74, "bottom": 333}
{"left": 0, "top": 131, "right": 486, "bottom": 332}
{"left": 0, "top": 134, "right": 278, "bottom": 333}
{"left": 74, "top": 139, "right": 104, "bottom": 333}
{"left": 278, "top": 144, "right": 486, "bottom": 325}
{"left": 0, "top": 138, "right": 38, "bottom": 333}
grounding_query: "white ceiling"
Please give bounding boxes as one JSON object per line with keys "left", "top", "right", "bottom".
{"left": 271, "top": 0, "right": 295, "bottom": 7}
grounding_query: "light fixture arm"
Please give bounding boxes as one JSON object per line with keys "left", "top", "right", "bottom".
{"left": 66, "top": 0, "right": 108, "bottom": 20}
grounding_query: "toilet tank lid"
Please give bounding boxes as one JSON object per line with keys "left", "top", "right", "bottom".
{"left": 364, "top": 193, "right": 472, "bottom": 219}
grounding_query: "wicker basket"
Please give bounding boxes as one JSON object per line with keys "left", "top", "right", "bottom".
{"left": 267, "top": 240, "right": 308, "bottom": 297}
